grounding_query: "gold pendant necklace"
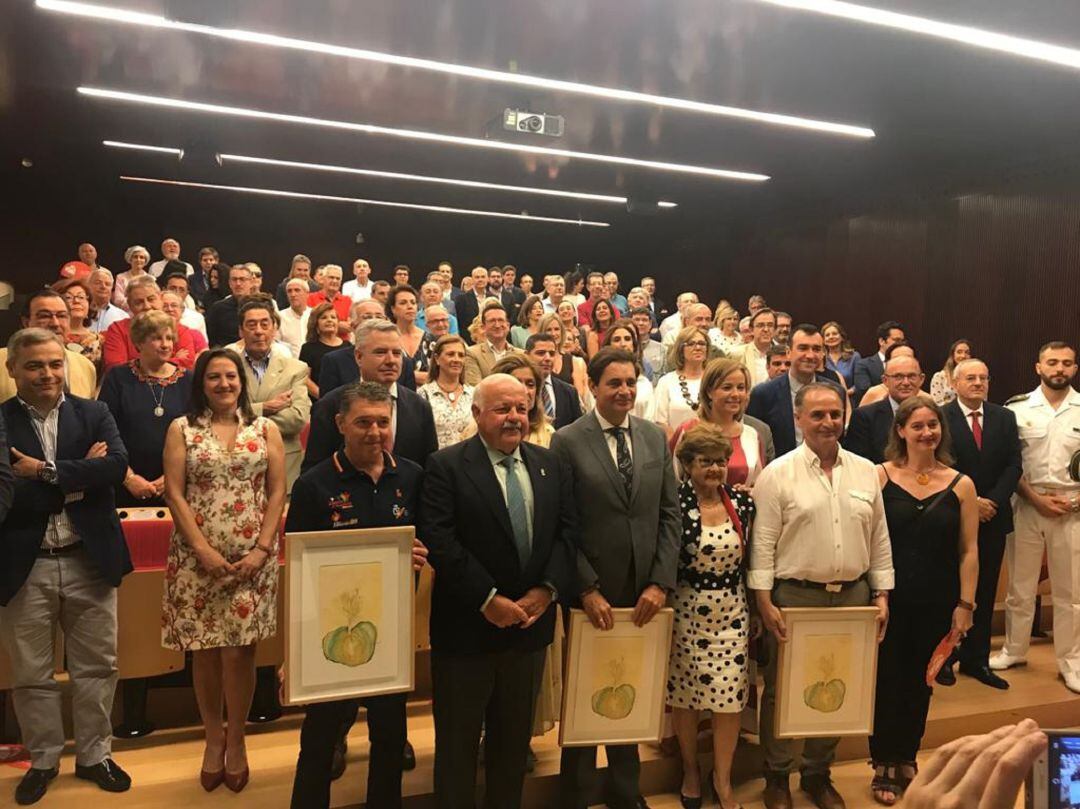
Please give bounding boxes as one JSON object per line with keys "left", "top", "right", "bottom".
{"left": 914, "top": 464, "right": 936, "bottom": 485}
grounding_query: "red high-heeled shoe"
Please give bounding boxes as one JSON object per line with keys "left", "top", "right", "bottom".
{"left": 200, "top": 767, "right": 225, "bottom": 792}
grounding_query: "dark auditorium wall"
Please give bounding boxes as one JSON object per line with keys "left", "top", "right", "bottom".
{"left": 713, "top": 172, "right": 1080, "bottom": 404}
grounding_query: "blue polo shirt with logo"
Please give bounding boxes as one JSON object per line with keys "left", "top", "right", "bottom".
{"left": 285, "top": 449, "right": 421, "bottom": 534}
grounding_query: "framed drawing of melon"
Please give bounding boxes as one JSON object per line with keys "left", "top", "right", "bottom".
{"left": 282, "top": 527, "right": 415, "bottom": 705}
{"left": 559, "top": 607, "right": 675, "bottom": 747}
{"left": 774, "top": 607, "right": 879, "bottom": 739}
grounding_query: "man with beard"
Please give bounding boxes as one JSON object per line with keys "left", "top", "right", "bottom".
{"left": 990, "top": 342, "right": 1080, "bottom": 693}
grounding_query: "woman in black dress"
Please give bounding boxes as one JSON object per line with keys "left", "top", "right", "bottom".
{"left": 298, "top": 302, "right": 345, "bottom": 399}
{"left": 99, "top": 310, "right": 193, "bottom": 506}
{"left": 869, "top": 394, "right": 978, "bottom": 805}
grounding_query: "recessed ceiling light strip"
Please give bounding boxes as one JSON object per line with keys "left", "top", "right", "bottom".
{"left": 118, "top": 176, "right": 612, "bottom": 227}
{"left": 103, "top": 139, "right": 183, "bottom": 156}
{"left": 81, "top": 86, "right": 770, "bottom": 181}
{"left": 758, "top": 0, "right": 1080, "bottom": 71}
{"left": 37, "top": 0, "right": 874, "bottom": 138}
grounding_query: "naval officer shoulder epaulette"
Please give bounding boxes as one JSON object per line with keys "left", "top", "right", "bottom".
{"left": 1004, "top": 394, "right": 1030, "bottom": 406}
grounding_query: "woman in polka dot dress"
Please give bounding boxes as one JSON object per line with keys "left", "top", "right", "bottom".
{"left": 668, "top": 422, "right": 756, "bottom": 809}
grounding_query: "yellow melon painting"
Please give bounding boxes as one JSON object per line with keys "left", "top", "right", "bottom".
{"left": 590, "top": 636, "right": 644, "bottom": 721}
{"left": 318, "top": 562, "right": 383, "bottom": 667}
{"left": 802, "top": 634, "right": 851, "bottom": 713}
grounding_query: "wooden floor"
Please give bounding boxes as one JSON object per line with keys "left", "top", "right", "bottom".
{"left": 0, "top": 637, "right": 1071, "bottom": 808}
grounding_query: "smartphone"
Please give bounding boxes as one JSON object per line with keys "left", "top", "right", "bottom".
{"left": 1027, "top": 731, "right": 1080, "bottom": 809}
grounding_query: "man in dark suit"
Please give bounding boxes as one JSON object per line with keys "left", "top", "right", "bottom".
{"left": 421, "top": 373, "right": 575, "bottom": 809}
{"left": 525, "top": 333, "right": 581, "bottom": 430}
{"left": 303, "top": 320, "right": 437, "bottom": 474}
{"left": 844, "top": 355, "right": 925, "bottom": 463}
{"left": 640, "top": 277, "right": 669, "bottom": 325}
{"left": 317, "top": 300, "right": 417, "bottom": 394}
{"left": 853, "top": 320, "right": 905, "bottom": 405}
{"left": 205, "top": 263, "right": 253, "bottom": 347}
{"left": 747, "top": 324, "right": 845, "bottom": 457}
{"left": 190, "top": 246, "right": 219, "bottom": 309}
{"left": 935, "top": 359, "right": 1022, "bottom": 689}
{"left": 0, "top": 329, "right": 132, "bottom": 805}
{"left": 287, "top": 382, "right": 429, "bottom": 809}
{"left": 551, "top": 348, "right": 680, "bottom": 809}
{"left": 456, "top": 266, "right": 493, "bottom": 345}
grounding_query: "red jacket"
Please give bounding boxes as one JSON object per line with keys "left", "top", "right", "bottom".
{"left": 102, "top": 318, "right": 202, "bottom": 371}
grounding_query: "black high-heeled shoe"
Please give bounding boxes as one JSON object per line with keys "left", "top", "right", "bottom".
{"left": 679, "top": 768, "right": 703, "bottom": 809}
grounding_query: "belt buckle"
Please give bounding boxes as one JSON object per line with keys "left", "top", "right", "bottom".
{"left": 825, "top": 582, "right": 843, "bottom": 593}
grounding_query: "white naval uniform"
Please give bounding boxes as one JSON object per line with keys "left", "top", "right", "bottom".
{"left": 1001, "top": 386, "right": 1080, "bottom": 675}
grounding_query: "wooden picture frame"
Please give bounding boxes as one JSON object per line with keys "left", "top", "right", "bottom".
{"left": 774, "top": 606, "right": 879, "bottom": 739}
{"left": 559, "top": 607, "right": 674, "bottom": 747}
{"left": 283, "top": 526, "right": 415, "bottom": 706}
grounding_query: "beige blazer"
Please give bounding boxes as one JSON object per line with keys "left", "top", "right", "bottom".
{"left": 463, "top": 342, "right": 524, "bottom": 386}
{"left": 0, "top": 347, "right": 97, "bottom": 403}
{"left": 244, "top": 354, "right": 311, "bottom": 490}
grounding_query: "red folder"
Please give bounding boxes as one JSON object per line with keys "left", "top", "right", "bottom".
{"left": 926, "top": 629, "right": 962, "bottom": 687}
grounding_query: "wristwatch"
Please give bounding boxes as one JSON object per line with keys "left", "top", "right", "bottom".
{"left": 37, "top": 461, "right": 57, "bottom": 485}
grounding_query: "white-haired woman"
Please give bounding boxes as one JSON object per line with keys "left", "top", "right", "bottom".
{"left": 114, "top": 245, "right": 151, "bottom": 312}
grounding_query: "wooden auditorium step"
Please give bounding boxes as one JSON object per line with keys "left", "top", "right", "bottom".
{"left": 0, "top": 640, "right": 1070, "bottom": 808}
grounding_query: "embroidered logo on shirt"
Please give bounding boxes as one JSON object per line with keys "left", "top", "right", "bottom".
{"left": 328, "top": 492, "right": 353, "bottom": 510}
{"left": 392, "top": 504, "right": 408, "bottom": 520}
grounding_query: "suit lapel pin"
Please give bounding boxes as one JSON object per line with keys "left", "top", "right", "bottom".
{"left": 540, "top": 467, "right": 546, "bottom": 477}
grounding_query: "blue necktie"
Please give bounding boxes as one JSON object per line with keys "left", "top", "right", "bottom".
{"left": 500, "top": 456, "right": 531, "bottom": 566}
{"left": 542, "top": 380, "right": 556, "bottom": 419}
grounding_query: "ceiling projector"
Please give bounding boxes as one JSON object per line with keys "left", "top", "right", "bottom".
{"left": 503, "top": 108, "right": 565, "bottom": 138}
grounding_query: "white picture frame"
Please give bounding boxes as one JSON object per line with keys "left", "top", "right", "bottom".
{"left": 774, "top": 606, "right": 879, "bottom": 739}
{"left": 559, "top": 607, "right": 674, "bottom": 748}
{"left": 283, "top": 526, "right": 415, "bottom": 705}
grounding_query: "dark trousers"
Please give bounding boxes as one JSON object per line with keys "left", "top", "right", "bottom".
{"left": 431, "top": 647, "right": 545, "bottom": 809}
{"left": 869, "top": 600, "right": 952, "bottom": 762}
{"left": 560, "top": 564, "right": 641, "bottom": 809}
{"left": 290, "top": 692, "right": 407, "bottom": 809}
{"left": 958, "top": 529, "right": 1007, "bottom": 668}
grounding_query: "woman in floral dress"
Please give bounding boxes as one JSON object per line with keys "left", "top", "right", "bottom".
{"left": 162, "top": 348, "right": 286, "bottom": 793}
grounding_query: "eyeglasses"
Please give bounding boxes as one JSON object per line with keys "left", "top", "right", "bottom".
{"left": 887, "top": 373, "right": 922, "bottom": 382}
{"left": 684, "top": 340, "right": 708, "bottom": 348}
{"left": 63, "top": 293, "right": 88, "bottom": 303}
{"left": 693, "top": 457, "right": 728, "bottom": 468}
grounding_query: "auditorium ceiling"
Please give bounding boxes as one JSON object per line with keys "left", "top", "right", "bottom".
{"left": 6, "top": 0, "right": 1080, "bottom": 234}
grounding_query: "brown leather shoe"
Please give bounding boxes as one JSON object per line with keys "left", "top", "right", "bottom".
{"left": 762, "top": 771, "right": 793, "bottom": 809}
{"left": 800, "top": 773, "right": 846, "bottom": 809}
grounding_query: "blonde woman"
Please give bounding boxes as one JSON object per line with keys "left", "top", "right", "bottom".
{"left": 539, "top": 313, "right": 588, "bottom": 405}
{"left": 653, "top": 326, "right": 710, "bottom": 439}
{"left": 710, "top": 303, "right": 742, "bottom": 355}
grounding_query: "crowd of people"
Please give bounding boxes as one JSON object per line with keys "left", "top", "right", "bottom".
{"left": 0, "top": 237, "right": 1074, "bottom": 809}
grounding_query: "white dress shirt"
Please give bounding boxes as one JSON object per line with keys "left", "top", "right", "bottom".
{"left": 342, "top": 279, "right": 374, "bottom": 302}
{"left": 148, "top": 258, "right": 194, "bottom": 279}
{"left": 89, "top": 303, "right": 128, "bottom": 334}
{"left": 278, "top": 306, "right": 310, "bottom": 358}
{"left": 180, "top": 307, "right": 208, "bottom": 340}
{"left": 957, "top": 398, "right": 984, "bottom": 438}
{"left": 748, "top": 443, "right": 894, "bottom": 591}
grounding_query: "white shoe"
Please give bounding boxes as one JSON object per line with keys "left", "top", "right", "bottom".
{"left": 989, "top": 652, "right": 1027, "bottom": 671}
{"left": 1064, "top": 673, "right": 1080, "bottom": 694}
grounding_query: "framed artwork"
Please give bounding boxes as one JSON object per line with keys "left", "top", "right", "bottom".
{"left": 283, "top": 526, "right": 415, "bottom": 706}
{"left": 560, "top": 607, "right": 675, "bottom": 747}
{"left": 774, "top": 606, "right": 879, "bottom": 739}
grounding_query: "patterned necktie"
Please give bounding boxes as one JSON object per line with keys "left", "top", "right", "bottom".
{"left": 541, "top": 380, "right": 555, "bottom": 419}
{"left": 607, "top": 427, "right": 634, "bottom": 497}
{"left": 499, "top": 456, "right": 531, "bottom": 566}
{"left": 970, "top": 411, "right": 983, "bottom": 450}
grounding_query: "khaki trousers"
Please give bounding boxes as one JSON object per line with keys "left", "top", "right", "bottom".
{"left": 759, "top": 579, "right": 871, "bottom": 777}
{"left": 0, "top": 551, "right": 118, "bottom": 769}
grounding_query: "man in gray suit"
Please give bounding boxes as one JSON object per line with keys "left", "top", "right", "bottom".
{"left": 551, "top": 348, "right": 680, "bottom": 809}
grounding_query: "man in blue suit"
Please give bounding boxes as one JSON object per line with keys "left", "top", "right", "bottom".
{"left": 853, "top": 320, "right": 905, "bottom": 405}
{"left": 318, "top": 300, "right": 417, "bottom": 395}
{"left": 525, "top": 333, "right": 582, "bottom": 430}
{"left": 0, "top": 329, "right": 132, "bottom": 805}
{"left": 747, "top": 324, "right": 845, "bottom": 457}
